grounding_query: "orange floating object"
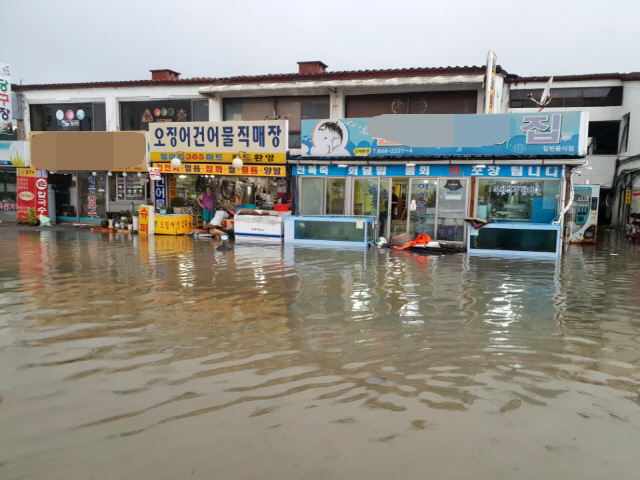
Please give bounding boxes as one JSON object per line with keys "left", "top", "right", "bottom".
{"left": 393, "top": 234, "right": 432, "bottom": 250}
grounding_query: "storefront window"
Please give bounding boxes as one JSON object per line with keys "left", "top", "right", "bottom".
{"left": 326, "top": 178, "right": 346, "bottom": 214}
{"left": 476, "top": 179, "right": 561, "bottom": 223}
{"left": 353, "top": 178, "right": 378, "bottom": 216}
{"left": 437, "top": 179, "right": 467, "bottom": 241}
{"left": 299, "top": 177, "right": 324, "bottom": 215}
{"left": 77, "top": 173, "right": 107, "bottom": 220}
{"left": 223, "top": 96, "right": 330, "bottom": 148}
{"left": 116, "top": 174, "right": 146, "bottom": 201}
{"left": 29, "top": 103, "right": 106, "bottom": 131}
{"left": 0, "top": 169, "right": 17, "bottom": 222}
{"left": 120, "top": 99, "right": 208, "bottom": 131}
{"left": 409, "top": 179, "right": 437, "bottom": 238}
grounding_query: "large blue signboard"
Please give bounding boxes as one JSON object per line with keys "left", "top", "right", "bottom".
{"left": 301, "top": 112, "right": 587, "bottom": 158}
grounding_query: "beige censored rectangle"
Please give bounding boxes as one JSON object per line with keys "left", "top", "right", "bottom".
{"left": 30, "top": 132, "right": 147, "bottom": 171}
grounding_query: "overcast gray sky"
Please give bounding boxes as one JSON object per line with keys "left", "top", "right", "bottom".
{"left": 5, "top": 0, "right": 638, "bottom": 85}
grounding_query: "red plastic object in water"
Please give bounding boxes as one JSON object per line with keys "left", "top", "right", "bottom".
{"left": 274, "top": 204, "right": 290, "bottom": 211}
{"left": 393, "top": 234, "right": 432, "bottom": 250}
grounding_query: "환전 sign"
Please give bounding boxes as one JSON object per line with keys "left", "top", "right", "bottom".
{"left": 153, "top": 162, "right": 286, "bottom": 177}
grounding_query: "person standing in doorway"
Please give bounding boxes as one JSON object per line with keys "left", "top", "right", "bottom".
{"left": 391, "top": 191, "right": 399, "bottom": 219}
{"left": 197, "top": 185, "right": 217, "bottom": 228}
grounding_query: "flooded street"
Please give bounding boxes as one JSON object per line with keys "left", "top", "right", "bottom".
{"left": 1, "top": 229, "right": 640, "bottom": 480}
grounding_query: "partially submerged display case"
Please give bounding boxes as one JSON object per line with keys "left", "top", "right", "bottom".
{"left": 467, "top": 222, "right": 562, "bottom": 259}
{"left": 284, "top": 215, "right": 376, "bottom": 247}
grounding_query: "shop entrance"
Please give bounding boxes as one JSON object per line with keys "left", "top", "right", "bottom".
{"left": 385, "top": 178, "right": 409, "bottom": 238}
{"left": 389, "top": 177, "right": 468, "bottom": 242}
{"left": 408, "top": 178, "right": 468, "bottom": 242}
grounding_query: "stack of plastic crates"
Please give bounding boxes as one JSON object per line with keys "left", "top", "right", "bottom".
{"left": 191, "top": 214, "right": 203, "bottom": 229}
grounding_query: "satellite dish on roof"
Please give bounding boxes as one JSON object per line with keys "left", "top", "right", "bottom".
{"left": 528, "top": 76, "right": 554, "bottom": 112}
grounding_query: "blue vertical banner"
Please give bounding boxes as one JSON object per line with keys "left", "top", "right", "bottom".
{"left": 154, "top": 177, "right": 167, "bottom": 207}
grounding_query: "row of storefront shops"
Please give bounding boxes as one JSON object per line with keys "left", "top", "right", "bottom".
{"left": 294, "top": 163, "right": 566, "bottom": 243}
{"left": 8, "top": 111, "right": 594, "bottom": 256}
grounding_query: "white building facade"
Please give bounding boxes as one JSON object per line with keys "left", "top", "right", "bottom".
{"left": 508, "top": 73, "right": 640, "bottom": 225}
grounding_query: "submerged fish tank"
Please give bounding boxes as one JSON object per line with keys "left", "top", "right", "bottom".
{"left": 467, "top": 222, "right": 562, "bottom": 258}
{"left": 284, "top": 216, "right": 376, "bottom": 247}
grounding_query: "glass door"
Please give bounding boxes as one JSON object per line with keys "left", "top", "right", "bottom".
{"left": 299, "top": 177, "right": 324, "bottom": 215}
{"left": 409, "top": 178, "right": 437, "bottom": 238}
{"left": 436, "top": 178, "right": 467, "bottom": 241}
{"left": 78, "top": 172, "right": 107, "bottom": 221}
{"left": 389, "top": 178, "right": 410, "bottom": 237}
{"left": 326, "top": 178, "right": 346, "bottom": 214}
{"left": 353, "top": 178, "right": 379, "bottom": 216}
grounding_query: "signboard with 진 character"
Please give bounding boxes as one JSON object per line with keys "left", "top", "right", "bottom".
{"left": 301, "top": 112, "right": 587, "bottom": 158}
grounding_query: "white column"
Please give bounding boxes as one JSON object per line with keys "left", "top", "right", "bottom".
{"left": 208, "top": 96, "right": 222, "bottom": 122}
{"left": 105, "top": 92, "right": 119, "bottom": 131}
{"left": 331, "top": 88, "right": 345, "bottom": 119}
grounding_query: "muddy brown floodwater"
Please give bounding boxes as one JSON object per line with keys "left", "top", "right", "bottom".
{"left": 0, "top": 229, "right": 639, "bottom": 479}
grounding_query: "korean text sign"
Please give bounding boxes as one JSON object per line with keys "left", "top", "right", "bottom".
{"left": 139, "top": 205, "right": 154, "bottom": 235}
{"left": 301, "top": 113, "right": 587, "bottom": 158}
{"left": 153, "top": 162, "right": 286, "bottom": 177}
{"left": 0, "top": 64, "right": 11, "bottom": 135}
{"left": 149, "top": 121, "right": 288, "bottom": 164}
{"left": 17, "top": 168, "right": 48, "bottom": 221}
{"left": 292, "top": 164, "right": 566, "bottom": 179}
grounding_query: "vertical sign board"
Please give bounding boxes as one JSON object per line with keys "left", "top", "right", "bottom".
{"left": 154, "top": 176, "right": 167, "bottom": 207}
{"left": 17, "top": 168, "right": 35, "bottom": 221}
{"left": 168, "top": 175, "right": 177, "bottom": 204}
{"left": 139, "top": 205, "right": 154, "bottom": 235}
{"left": 35, "top": 172, "right": 49, "bottom": 218}
{"left": 625, "top": 189, "right": 632, "bottom": 205}
{"left": 483, "top": 51, "right": 498, "bottom": 114}
{"left": 0, "top": 63, "right": 11, "bottom": 134}
{"left": 17, "top": 168, "right": 48, "bottom": 221}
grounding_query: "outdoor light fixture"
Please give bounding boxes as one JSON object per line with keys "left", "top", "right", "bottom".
{"left": 179, "top": 175, "right": 187, "bottom": 179}
{"left": 137, "top": 172, "right": 142, "bottom": 177}
{"left": 232, "top": 155, "right": 244, "bottom": 169}
{"left": 171, "top": 157, "right": 182, "bottom": 169}
{"left": 107, "top": 171, "right": 113, "bottom": 176}
{"left": 91, "top": 171, "right": 97, "bottom": 176}
{"left": 406, "top": 163, "right": 416, "bottom": 167}
{"left": 122, "top": 172, "right": 127, "bottom": 177}
{"left": 337, "top": 164, "right": 348, "bottom": 168}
